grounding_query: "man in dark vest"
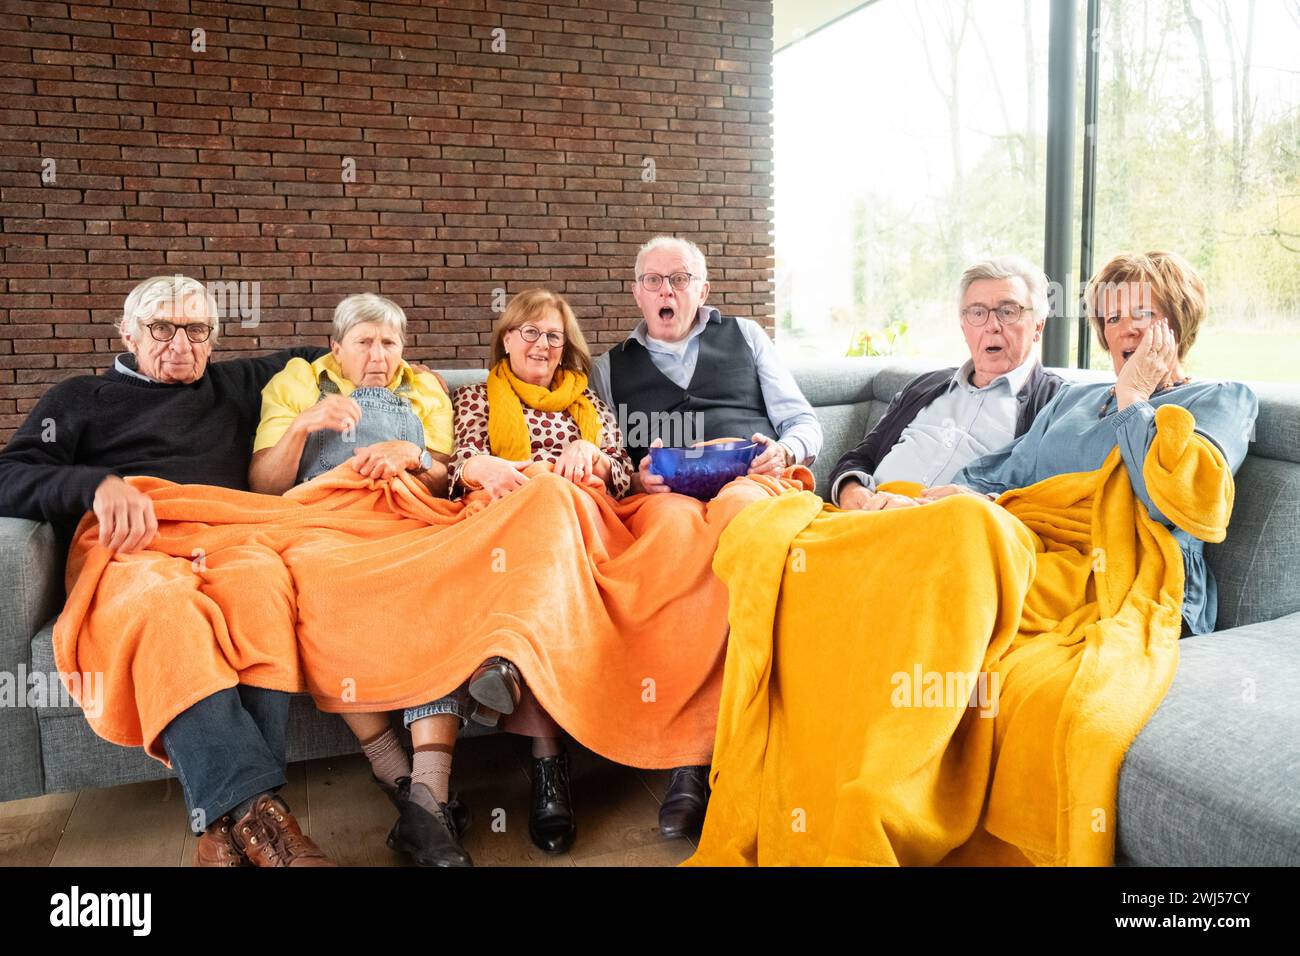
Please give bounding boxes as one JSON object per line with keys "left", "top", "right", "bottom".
{"left": 828, "top": 255, "right": 1065, "bottom": 511}
{"left": 591, "top": 234, "right": 822, "bottom": 840}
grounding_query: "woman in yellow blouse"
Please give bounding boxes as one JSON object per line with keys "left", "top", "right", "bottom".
{"left": 250, "top": 293, "right": 481, "bottom": 867}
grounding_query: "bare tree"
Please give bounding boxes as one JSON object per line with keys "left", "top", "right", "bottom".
{"left": 1183, "top": 0, "right": 1216, "bottom": 183}
{"left": 1218, "top": 0, "right": 1258, "bottom": 205}
{"left": 1024, "top": 0, "right": 1037, "bottom": 188}
{"left": 972, "top": 14, "right": 1021, "bottom": 176}
{"left": 912, "top": 0, "right": 973, "bottom": 276}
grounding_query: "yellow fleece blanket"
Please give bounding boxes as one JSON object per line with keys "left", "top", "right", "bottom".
{"left": 686, "top": 404, "right": 1233, "bottom": 866}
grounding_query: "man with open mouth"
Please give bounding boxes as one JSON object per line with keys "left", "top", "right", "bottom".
{"left": 590, "top": 233, "right": 824, "bottom": 840}
{"left": 826, "top": 255, "right": 1065, "bottom": 513}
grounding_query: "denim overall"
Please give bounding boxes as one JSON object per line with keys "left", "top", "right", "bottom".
{"left": 295, "top": 373, "right": 427, "bottom": 484}
{"left": 293, "top": 373, "right": 470, "bottom": 727}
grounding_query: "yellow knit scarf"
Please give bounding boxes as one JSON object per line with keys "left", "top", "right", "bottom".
{"left": 486, "top": 359, "right": 602, "bottom": 461}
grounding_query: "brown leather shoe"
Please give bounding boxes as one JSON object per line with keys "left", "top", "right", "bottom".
{"left": 230, "top": 794, "right": 337, "bottom": 867}
{"left": 194, "top": 814, "right": 251, "bottom": 867}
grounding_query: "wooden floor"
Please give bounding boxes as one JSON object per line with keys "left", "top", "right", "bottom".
{"left": 0, "top": 734, "right": 698, "bottom": 867}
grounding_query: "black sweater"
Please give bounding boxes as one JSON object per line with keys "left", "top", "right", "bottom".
{"left": 0, "top": 348, "right": 326, "bottom": 548}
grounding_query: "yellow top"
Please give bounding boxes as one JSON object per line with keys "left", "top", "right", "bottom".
{"left": 253, "top": 353, "right": 454, "bottom": 455}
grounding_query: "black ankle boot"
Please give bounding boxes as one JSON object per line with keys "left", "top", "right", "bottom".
{"left": 529, "top": 751, "right": 576, "bottom": 854}
{"left": 386, "top": 778, "right": 473, "bottom": 867}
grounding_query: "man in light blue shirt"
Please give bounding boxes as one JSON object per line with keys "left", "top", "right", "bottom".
{"left": 828, "top": 256, "right": 1065, "bottom": 510}
{"left": 591, "top": 235, "right": 822, "bottom": 495}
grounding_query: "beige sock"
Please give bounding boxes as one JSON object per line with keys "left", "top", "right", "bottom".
{"left": 411, "top": 743, "right": 454, "bottom": 806}
{"left": 360, "top": 727, "right": 410, "bottom": 790}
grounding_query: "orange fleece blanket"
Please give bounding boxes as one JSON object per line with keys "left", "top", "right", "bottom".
{"left": 54, "top": 464, "right": 811, "bottom": 767}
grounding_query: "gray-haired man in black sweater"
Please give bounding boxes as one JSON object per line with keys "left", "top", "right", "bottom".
{"left": 0, "top": 275, "right": 333, "bottom": 867}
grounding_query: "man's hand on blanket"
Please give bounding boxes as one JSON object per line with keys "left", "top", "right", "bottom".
{"left": 632, "top": 438, "right": 671, "bottom": 495}
{"left": 462, "top": 454, "right": 531, "bottom": 500}
{"left": 350, "top": 440, "right": 424, "bottom": 480}
{"left": 839, "top": 483, "right": 915, "bottom": 511}
{"left": 840, "top": 485, "right": 921, "bottom": 511}
{"left": 918, "top": 483, "right": 995, "bottom": 503}
{"left": 92, "top": 476, "right": 159, "bottom": 553}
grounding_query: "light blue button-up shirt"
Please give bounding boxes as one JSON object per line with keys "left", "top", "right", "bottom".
{"left": 592, "top": 306, "right": 823, "bottom": 464}
{"left": 830, "top": 354, "right": 1037, "bottom": 504}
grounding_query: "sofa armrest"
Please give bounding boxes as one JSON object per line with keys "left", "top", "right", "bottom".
{"left": 0, "top": 517, "right": 63, "bottom": 801}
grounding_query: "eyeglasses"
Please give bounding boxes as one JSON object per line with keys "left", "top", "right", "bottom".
{"left": 637, "top": 272, "right": 697, "bottom": 292}
{"left": 516, "top": 325, "right": 565, "bottom": 348}
{"left": 960, "top": 303, "right": 1032, "bottom": 326}
{"left": 145, "top": 321, "right": 213, "bottom": 343}
{"left": 1102, "top": 309, "right": 1157, "bottom": 328}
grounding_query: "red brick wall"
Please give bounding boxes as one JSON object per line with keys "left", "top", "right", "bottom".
{"left": 0, "top": 0, "right": 774, "bottom": 443}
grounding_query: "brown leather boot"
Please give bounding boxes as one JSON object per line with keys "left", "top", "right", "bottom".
{"left": 230, "top": 794, "right": 337, "bottom": 867}
{"left": 194, "top": 814, "right": 251, "bottom": 867}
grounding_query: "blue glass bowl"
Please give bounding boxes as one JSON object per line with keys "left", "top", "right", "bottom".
{"left": 647, "top": 441, "right": 760, "bottom": 500}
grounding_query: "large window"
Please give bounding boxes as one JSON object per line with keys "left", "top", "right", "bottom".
{"left": 1084, "top": 0, "right": 1300, "bottom": 382}
{"left": 775, "top": 1, "right": 1050, "bottom": 364}
{"left": 775, "top": 0, "right": 1300, "bottom": 384}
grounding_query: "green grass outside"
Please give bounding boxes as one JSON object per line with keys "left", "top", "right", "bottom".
{"left": 1182, "top": 329, "right": 1300, "bottom": 385}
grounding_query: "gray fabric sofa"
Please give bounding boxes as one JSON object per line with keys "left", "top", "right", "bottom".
{"left": 2, "top": 360, "right": 1297, "bottom": 865}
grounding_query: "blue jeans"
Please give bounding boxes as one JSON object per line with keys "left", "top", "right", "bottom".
{"left": 404, "top": 682, "right": 469, "bottom": 729}
{"left": 161, "top": 685, "right": 289, "bottom": 834}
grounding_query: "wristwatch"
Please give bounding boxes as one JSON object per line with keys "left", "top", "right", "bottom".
{"left": 410, "top": 449, "right": 434, "bottom": 474}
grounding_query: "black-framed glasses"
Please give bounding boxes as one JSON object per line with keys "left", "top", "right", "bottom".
{"left": 960, "top": 303, "right": 1032, "bottom": 327}
{"left": 637, "top": 272, "right": 697, "bottom": 292}
{"left": 145, "top": 321, "right": 213, "bottom": 343}
{"left": 517, "top": 325, "right": 565, "bottom": 348}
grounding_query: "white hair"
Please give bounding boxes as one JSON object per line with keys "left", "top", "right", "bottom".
{"left": 332, "top": 292, "right": 407, "bottom": 344}
{"left": 959, "top": 255, "right": 1049, "bottom": 321}
{"left": 634, "top": 235, "right": 708, "bottom": 283}
{"left": 119, "top": 275, "right": 220, "bottom": 342}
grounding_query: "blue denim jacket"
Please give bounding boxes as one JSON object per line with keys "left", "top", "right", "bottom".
{"left": 955, "top": 379, "right": 1259, "bottom": 634}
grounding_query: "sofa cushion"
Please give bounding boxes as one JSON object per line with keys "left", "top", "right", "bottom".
{"left": 1116, "top": 611, "right": 1300, "bottom": 866}
{"left": 1246, "top": 382, "right": 1300, "bottom": 465}
{"left": 1205, "top": 456, "right": 1300, "bottom": 630}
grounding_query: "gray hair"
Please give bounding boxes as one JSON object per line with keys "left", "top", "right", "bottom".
{"left": 959, "top": 256, "right": 1049, "bottom": 322}
{"left": 119, "top": 275, "right": 221, "bottom": 343}
{"left": 634, "top": 235, "right": 708, "bottom": 283}
{"left": 332, "top": 293, "right": 407, "bottom": 344}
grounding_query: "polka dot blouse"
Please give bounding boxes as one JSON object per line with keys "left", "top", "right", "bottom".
{"left": 450, "top": 383, "right": 633, "bottom": 498}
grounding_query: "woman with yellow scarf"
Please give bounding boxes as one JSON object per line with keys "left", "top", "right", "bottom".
{"left": 399, "top": 289, "right": 631, "bottom": 865}
{"left": 452, "top": 289, "right": 632, "bottom": 499}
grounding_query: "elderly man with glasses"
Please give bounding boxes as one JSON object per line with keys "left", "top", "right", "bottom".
{"left": 0, "top": 274, "right": 335, "bottom": 867}
{"left": 592, "top": 234, "right": 823, "bottom": 486}
{"left": 590, "top": 234, "right": 823, "bottom": 841}
{"left": 827, "top": 255, "right": 1064, "bottom": 512}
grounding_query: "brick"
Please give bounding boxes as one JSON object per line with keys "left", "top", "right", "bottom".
{"left": 0, "top": 0, "right": 772, "bottom": 432}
